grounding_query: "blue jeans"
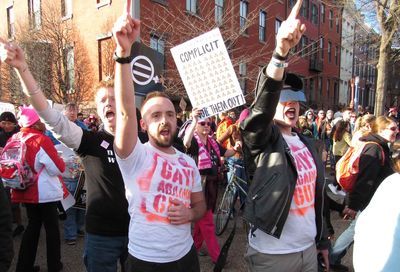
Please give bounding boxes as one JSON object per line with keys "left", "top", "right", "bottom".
{"left": 84, "top": 233, "right": 128, "bottom": 272}
{"left": 64, "top": 178, "right": 85, "bottom": 240}
{"left": 329, "top": 213, "right": 359, "bottom": 265}
{"left": 226, "top": 157, "right": 248, "bottom": 207}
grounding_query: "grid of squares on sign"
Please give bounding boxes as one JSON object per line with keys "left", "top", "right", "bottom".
{"left": 182, "top": 51, "right": 238, "bottom": 107}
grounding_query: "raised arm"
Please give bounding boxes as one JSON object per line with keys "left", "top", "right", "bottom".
{"left": 0, "top": 38, "right": 83, "bottom": 149}
{"left": 0, "top": 38, "right": 48, "bottom": 111}
{"left": 182, "top": 108, "right": 201, "bottom": 149}
{"left": 112, "top": 5, "right": 141, "bottom": 159}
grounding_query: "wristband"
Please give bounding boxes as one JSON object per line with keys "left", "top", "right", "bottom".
{"left": 270, "top": 57, "right": 288, "bottom": 68}
{"left": 272, "top": 50, "right": 288, "bottom": 61}
{"left": 113, "top": 51, "right": 133, "bottom": 64}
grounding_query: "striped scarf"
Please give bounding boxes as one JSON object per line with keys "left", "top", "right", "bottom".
{"left": 193, "top": 132, "right": 221, "bottom": 170}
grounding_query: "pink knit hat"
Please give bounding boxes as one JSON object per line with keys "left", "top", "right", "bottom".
{"left": 18, "top": 106, "right": 40, "bottom": 128}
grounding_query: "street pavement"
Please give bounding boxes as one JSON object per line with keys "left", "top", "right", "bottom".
{"left": 9, "top": 172, "right": 354, "bottom": 272}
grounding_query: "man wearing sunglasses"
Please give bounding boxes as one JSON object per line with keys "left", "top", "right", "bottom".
{"left": 239, "top": 0, "right": 329, "bottom": 271}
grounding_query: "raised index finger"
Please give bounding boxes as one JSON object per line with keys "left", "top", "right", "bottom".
{"left": 288, "top": 0, "right": 303, "bottom": 20}
{"left": 124, "top": 0, "right": 131, "bottom": 15}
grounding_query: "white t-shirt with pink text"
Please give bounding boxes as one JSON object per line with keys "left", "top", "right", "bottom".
{"left": 249, "top": 133, "right": 317, "bottom": 254}
{"left": 116, "top": 141, "right": 202, "bottom": 263}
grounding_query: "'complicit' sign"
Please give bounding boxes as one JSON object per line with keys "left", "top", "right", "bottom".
{"left": 171, "top": 28, "right": 245, "bottom": 118}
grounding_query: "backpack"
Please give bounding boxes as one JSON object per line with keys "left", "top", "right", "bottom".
{"left": 0, "top": 133, "right": 37, "bottom": 190}
{"left": 336, "top": 141, "right": 385, "bottom": 192}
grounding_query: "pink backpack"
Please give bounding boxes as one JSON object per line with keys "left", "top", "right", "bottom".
{"left": 0, "top": 133, "right": 37, "bottom": 190}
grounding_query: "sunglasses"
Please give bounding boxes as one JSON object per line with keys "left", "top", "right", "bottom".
{"left": 198, "top": 121, "right": 211, "bottom": 127}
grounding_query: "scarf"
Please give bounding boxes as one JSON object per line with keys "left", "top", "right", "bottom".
{"left": 193, "top": 132, "right": 221, "bottom": 170}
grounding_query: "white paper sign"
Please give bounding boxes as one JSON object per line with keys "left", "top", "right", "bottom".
{"left": 171, "top": 28, "right": 245, "bottom": 118}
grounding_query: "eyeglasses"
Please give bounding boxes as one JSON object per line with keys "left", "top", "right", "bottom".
{"left": 198, "top": 121, "right": 211, "bottom": 127}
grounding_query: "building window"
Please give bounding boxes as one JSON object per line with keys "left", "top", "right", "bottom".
{"left": 336, "top": 17, "right": 340, "bottom": 33}
{"left": 320, "top": 4, "right": 325, "bottom": 23}
{"left": 335, "top": 46, "right": 338, "bottom": 65}
{"left": 328, "top": 42, "right": 332, "bottom": 63}
{"left": 7, "top": 6, "right": 15, "bottom": 39}
{"left": 318, "top": 77, "right": 322, "bottom": 102}
{"left": 311, "top": 4, "right": 318, "bottom": 24}
{"left": 150, "top": 35, "right": 165, "bottom": 55}
{"left": 28, "top": 0, "right": 42, "bottom": 29}
{"left": 98, "top": 36, "right": 114, "bottom": 81}
{"left": 259, "top": 11, "right": 266, "bottom": 42}
{"left": 288, "top": 0, "right": 296, "bottom": 8}
{"left": 61, "top": 0, "right": 72, "bottom": 19}
{"left": 310, "top": 78, "right": 315, "bottom": 102}
{"left": 301, "top": 0, "right": 309, "bottom": 18}
{"left": 239, "top": 1, "right": 248, "bottom": 33}
{"left": 327, "top": 79, "right": 331, "bottom": 99}
{"left": 238, "top": 62, "right": 247, "bottom": 92}
{"left": 186, "top": 0, "right": 198, "bottom": 14}
{"left": 64, "top": 46, "right": 75, "bottom": 92}
{"left": 320, "top": 37, "right": 324, "bottom": 60}
{"left": 215, "top": 0, "right": 224, "bottom": 25}
{"left": 329, "top": 10, "right": 333, "bottom": 29}
{"left": 275, "top": 19, "right": 282, "bottom": 35}
{"left": 301, "top": 35, "right": 308, "bottom": 57}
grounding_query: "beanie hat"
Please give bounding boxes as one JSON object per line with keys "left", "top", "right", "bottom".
{"left": 0, "top": 111, "right": 17, "bottom": 124}
{"left": 18, "top": 106, "right": 40, "bottom": 128}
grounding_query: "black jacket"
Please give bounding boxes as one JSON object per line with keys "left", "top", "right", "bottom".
{"left": 0, "top": 182, "right": 13, "bottom": 271}
{"left": 240, "top": 70, "right": 328, "bottom": 249}
{"left": 348, "top": 134, "right": 394, "bottom": 211}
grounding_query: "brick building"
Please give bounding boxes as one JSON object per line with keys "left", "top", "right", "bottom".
{"left": 1, "top": 0, "right": 343, "bottom": 111}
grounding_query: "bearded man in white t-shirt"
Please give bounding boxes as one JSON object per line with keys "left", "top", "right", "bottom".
{"left": 239, "top": 0, "right": 330, "bottom": 271}
{"left": 111, "top": 9, "right": 206, "bottom": 272}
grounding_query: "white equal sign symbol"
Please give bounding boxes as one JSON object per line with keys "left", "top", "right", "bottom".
{"left": 131, "top": 55, "right": 155, "bottom": 86}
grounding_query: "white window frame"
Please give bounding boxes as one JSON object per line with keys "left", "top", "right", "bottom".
{"left": 61, "top": 0, "right": 73, "bottom": 20}
{"left": 239, "top": 1, "right": 248, "bottom": 32}
{"left": 150, "top": 35, "right": 165, "bottom": 55}
{"left": 186, "top": 0, "right": 198, "bottom": 14}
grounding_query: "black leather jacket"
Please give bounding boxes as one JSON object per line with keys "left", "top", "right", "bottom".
{"left": 240, "top": 70, "right": 329, "bottom": 249}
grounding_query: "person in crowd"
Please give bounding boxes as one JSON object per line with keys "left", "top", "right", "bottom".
{"left": 0, "top": 41, "right": 130, "bottom": 271}
{"left": 182, "top": 109, "right": 239, "bottom": 264}
{"left": 387, "top": 107, "right": 399, "bottom": 123}
{"left": 304, "top": 108, "right": 318, "bottom": 138}
{"left": 351, "top": 114, "right": 376, "bottom": 145}
{"left": 64, "top": 103, "right": 89, "bottom": 131}
{"left": 315, "top": 110, "right": 326, "bottom": 133}
{"left": 353, "top": 140, "right": 400, "bottom": 272}
{"left": 239, "top": 1, "right": 329, "bottom": 270}
{"left": 216, "top": 112, "right": 234, "bottom": 148}
{"left": 329, "top": 116, "right": 398, "bottom": 272}
{"left": 329, "top": 120, "right": 352, "bottom": 196}
{"left": 0, "top": 180, "right": 13, "bottom": 271}
{"left": 356, "top": 105, "right": 364, "bottom": 117}
{"left": 12, "top": 106, "right": 65, "bottom": 272}
{"left": 0, "top": 111, "right": 25, "bottom": 237}
{"left": 297, "top": 115, "right": 314, "bottom": 138}
{"left": 112, "top": 11, "right": 206, "bottom": 272}
{"left": 77, "top": 112, "right": 84, "bottom": 122}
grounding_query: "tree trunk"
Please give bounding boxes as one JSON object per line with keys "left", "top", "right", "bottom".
{"left": 374, "top": 32, "right": 390, "bottom": 116}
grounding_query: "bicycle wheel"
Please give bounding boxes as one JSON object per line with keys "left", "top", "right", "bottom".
{"left": 215, "top": 185, "right": 236, "bottom": 236}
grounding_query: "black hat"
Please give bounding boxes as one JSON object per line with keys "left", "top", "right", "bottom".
{"left": 0, "top": 111, "right": 17, "bottom": 124}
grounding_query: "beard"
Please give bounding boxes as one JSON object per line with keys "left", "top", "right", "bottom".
{"left": 148, "top": 127, "right": 176, "bottom": 148}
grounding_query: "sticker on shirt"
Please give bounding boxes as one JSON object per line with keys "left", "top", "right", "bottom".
{"left": 288, "top": 143, "right": 317, "bottom": 216}
{"left": 136, "top": 153, "right": 196, "bottom": 223}
{"left": 100, "top": 140, "right": 110, "bottom": 149}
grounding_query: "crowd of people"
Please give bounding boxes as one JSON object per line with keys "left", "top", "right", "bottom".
{"left": 0, "top": 0, "right": 399, "bottom": 271}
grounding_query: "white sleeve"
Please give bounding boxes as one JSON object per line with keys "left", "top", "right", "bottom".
{"left": 115, "top": 140, "right": 148, "bottom": 178}
{"left": 192, "top": 162, "right": 202, "bottom": 193}
{"left": 36, "top": 148, "right": 63, "bottom": 176}
{"left": 36, "top": 103, "right": 83, "bottom": 150}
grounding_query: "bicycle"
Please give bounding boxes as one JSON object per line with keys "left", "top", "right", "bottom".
{"left": 215, "top": 164, "right": 248, "bottom": 236}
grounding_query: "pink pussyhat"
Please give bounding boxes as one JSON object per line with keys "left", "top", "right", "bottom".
{"left": 18, "top": 105, "right": 40, "bottom": 128}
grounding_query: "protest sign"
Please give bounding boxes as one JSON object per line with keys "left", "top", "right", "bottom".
{"left": 171, "top": 28, "right": 245, "bottom": 118}
{"left": 179, "top": 98, "right": 187, "bottom": 111}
